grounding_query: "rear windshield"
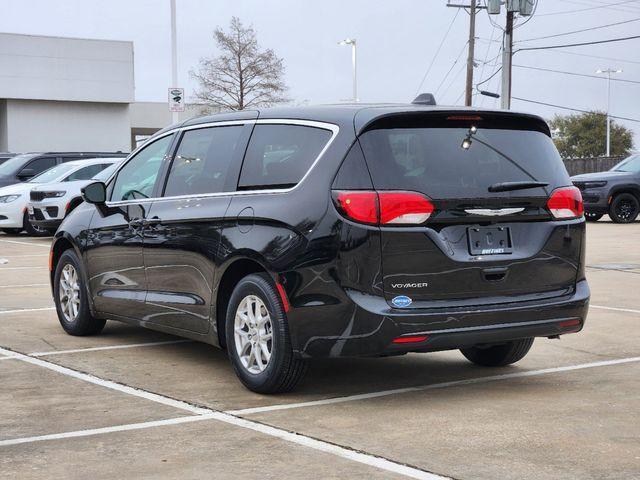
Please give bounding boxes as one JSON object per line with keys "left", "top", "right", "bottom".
{"left": 359, "top": 125, "right": 569, "bottom": 199}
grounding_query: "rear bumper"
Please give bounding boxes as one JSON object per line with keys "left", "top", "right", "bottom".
{"left": 292, "top": 280, "right": 590, "bottom": 358}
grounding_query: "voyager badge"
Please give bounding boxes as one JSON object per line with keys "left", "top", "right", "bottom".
{"left": 391, "top": 295, "right": 413, "bottom": 308}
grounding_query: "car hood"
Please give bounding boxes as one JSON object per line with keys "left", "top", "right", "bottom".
{"left": 30, "top": 179, "right": 91, "bottom": 193}
{"left": 570, "top": 171, "right": 634, "bottom": 182}
{"left": 0, "top": 182, "right": 32, "bottom": 196}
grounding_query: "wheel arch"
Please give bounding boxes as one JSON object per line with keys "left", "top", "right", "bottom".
{"left": 49, "top": 233, "right": 85, "bottom": 293}
{"left": 214, "top": 255, "right": 273, "bottom": 349}
{"left": 608, "top": 184, "right": 640, "bottom": 202}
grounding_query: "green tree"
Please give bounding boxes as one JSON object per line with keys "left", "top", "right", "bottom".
{"left": 550, "top": 111, "right": 633, "bottom": 158}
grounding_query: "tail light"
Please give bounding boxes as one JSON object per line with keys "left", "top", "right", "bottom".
{"left": 547, "top": 186, "right": 584, "bottom": 219}
{"left": 333, "top": 191, "right": 434, "bottom": 225}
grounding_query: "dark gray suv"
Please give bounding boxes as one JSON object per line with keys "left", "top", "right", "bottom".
{"left": 571, "top": 154, "right": 640, "bottom": 223}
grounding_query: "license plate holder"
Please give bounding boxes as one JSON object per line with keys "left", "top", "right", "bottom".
{"left": 468, "top": 226, "right": 512, "bottom": 255}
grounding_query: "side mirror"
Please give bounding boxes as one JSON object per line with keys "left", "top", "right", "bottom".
{"left": 82, "top": 181, "right": 107, "bottom": 205}
{"left": 17, "top": 168, "right": 35, "bottom": 179}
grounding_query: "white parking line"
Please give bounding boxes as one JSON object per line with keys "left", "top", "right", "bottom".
{"left": 591, "top": 304, "right": 640, "bottom": 315}
{"left": 0, "top": 254, "right": 48, "bottom": 258}
{"left": 0, "top": 345, "right": 449, "bottom": 479}
{"left": 0, "top": 415, "right": 214, "bottom": 447}
{"left": 0, "top": 239, "right": 51, "bottom": 248}
{"left": 227, "top": 356, "right": 640, "bottom": 416}
{"left": 0, "top": 266, "right": 48, "bottom": 270}
{"left": 29, "top": 340, "right": 192, "bottom": 357}
{"left": 0, "top": 283, "right": 49, "bottom": 289}
{"left": 0, "top": 307, "right": 55, "bottom": 315}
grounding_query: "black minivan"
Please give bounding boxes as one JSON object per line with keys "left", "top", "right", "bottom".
{"left": 49, "top": 105, "right": 589, "bottom": 393}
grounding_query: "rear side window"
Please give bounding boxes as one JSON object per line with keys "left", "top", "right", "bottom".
{"left": 23, "top": 157, "right": 57, "bottom": 176}
{"left": 164, "top": 126, "right": 243, "bottom": 197}
{"left": 359, "top": 124, "right": 569, "bottom": 199}
{"left": 238, "top": 124, "right": 332, "bottom": 189}
{"left": 65, "top": 164, "right": 109, "bottom": 181}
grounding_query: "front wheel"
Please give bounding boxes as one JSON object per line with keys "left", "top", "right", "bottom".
{"left": 53, "top": 249, "right": 106, "bottom": 336}
{"left": 460, "top": 338, "right": 534, "bottom": 367}
{"left": 609, "top": 193, "right": 639, "bottom": 223}
{"left": 23, "top": 212, "right": 50, "bottom": 236}
{"left": 225, "top": 273, "right": 307, "bottom": 393}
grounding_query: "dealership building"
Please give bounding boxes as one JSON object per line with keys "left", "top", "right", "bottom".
{"left": 0, "top": 32, "right": 201, "bottom": 153}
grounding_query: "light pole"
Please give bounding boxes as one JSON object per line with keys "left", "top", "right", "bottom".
{"left": 596, "top": 68, "right": 622, "bottom": 157}
{"left": 170, "top": 0, "right": 179, "bottom": 123}
{"left": 338, "top": 38, "right": 358, "bottom": 102}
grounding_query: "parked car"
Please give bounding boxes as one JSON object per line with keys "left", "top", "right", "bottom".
{"left": 28, "top": 159, "right": 123, "bottom": 232}
{"left": 0, "top": 151, "right": 126, "bottom": 189}
{"left": 571, "top": 153, "right": 640, "bottom": 223}
{"left": 49, "top": 105, "right": 589, "bottom": 393}
{"left": 0, "top": 159, "right": 120, "bottom": 235}
{"left": 0, "top": 153, "right": 18, "bottom": 165}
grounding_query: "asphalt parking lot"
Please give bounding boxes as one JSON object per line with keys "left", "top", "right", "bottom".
{"left": 1, "top": 221, "right": 639, "bottom": 480}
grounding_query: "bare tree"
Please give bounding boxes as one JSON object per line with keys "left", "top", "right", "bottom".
{"left": 190, "top": 17, "right": 289, "bottom": 112}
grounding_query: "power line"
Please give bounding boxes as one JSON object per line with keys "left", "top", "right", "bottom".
{"left": 536, "top": 0, "right": 640, "bottom": 16}
{"left": 513, "top": 64, "right": 640, "bottom": 85}
{"left": 560, "top": 0, "right": 640, "bottom": 14}
{"left": 512, "top": 96, "right": 640, "bottom": 123}
{"left": 516, "top": 34, "right": 640, "bottom": 52}
{"left": 434, "top": 41, "right": 469, "bottom": 96}
{"left": 519, "top": 17, "right": 640, "bottom": 43}
{"left": 536, "top": 48, "right": 640, "bottom": 66}
{"left": 415, "top": 9, "right": 461, "bottom": 95}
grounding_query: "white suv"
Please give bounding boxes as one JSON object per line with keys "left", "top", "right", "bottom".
{"left": 26, "top": 159, "right": 123, "bottom": 234}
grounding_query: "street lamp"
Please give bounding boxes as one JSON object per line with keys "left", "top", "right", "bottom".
{"left": 596, "top": 68, "right": 622, "bottom": 157}
{"left": 338, "top": 38, "right": 358, "bottom": 102}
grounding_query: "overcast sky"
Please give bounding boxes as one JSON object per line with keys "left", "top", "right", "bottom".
{"left": 2, "top": 0, "right": 640, "bottom": 145}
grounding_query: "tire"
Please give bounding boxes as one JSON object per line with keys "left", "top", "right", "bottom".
{"left": 584, "top": 212, "right": 603, "bottom": 222}
{"left": 53, "top": 249, "right": 106, "bottom": 336}
{"left": 225, "top": 273, "right": 307, "bottom": 394}
{"left": 460, "top": 338, "right": 534, "bottom": 367}
{"left": 23, "top": 212, "right": 50, "bottom": 236}
{"left": 609, "top": 193, "right": 640, "bottom": 223}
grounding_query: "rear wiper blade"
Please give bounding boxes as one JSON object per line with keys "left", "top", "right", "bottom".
{"left": 488, "top": 181, "right": 549, "bottom": 193}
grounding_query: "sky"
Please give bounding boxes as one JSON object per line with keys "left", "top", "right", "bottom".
{"left": 2, "top": 0, "right": 640, "bottom": 145}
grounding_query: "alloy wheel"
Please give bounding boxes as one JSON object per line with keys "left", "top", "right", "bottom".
{"left": 233, "top": 295, "right": 273, "bottom": 374}
{"left": 59, "top": 264, "right": 81, "bottom": 322}
{"left": 615, "top": 199, "right": 638, "bottom": 222}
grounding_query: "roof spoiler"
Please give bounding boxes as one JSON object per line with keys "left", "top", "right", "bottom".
{"left": 412, "top": 93, "right": 437, "bottom": 106}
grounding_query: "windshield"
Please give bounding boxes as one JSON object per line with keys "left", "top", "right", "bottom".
{"left": 93, "top": 162, "right": 120, "bottom": 181}
{"left": 28, "top": 164, "right": 77, "bottom": 183}
{"left": 611, "top": 154, "right": 640, "bottom": 172}
{"left": 0, "top": 154, "right": 37, "bottom": 176}
{"left": 359, "top": 126, "right": 569, "bottom": 199}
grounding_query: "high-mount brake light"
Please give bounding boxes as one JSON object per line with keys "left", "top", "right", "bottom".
{"left": 333, "top": 191, "right": 434, "bottom": 225}
{"left": 446, "top": 115, "right": 483, "bottom": 121}
{"left": 547, "top": 186, "right": 584, "bottom": 219}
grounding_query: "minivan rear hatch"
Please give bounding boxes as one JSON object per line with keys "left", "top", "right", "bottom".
{"left": 356, "top": 111, "right": 583, "bottom": 307}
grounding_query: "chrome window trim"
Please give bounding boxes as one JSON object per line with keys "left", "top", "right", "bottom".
{"left": 105, "top": 119, "right": 340, "bottom": 207}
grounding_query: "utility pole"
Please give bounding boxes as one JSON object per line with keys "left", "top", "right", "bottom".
{"left": 597, "top": 68, "right": 622, "bottom": 157}
{"left": 170, "top": 0, "right": 179, "bottom": 123}
{"left": 447, "top": 2, "right": 484, "bottom": 106}
{"left": 500, "top": 11, "right": 514, "bottom": 109}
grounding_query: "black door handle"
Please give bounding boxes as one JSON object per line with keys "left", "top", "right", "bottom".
{"left": 482, "top": 267, "right": 508, "bottom": 283}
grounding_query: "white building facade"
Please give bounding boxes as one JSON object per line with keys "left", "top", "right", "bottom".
{"left": 0, "top": 32, "right": 201, "bottom": 153}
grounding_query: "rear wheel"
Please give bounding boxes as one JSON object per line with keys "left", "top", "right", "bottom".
{"left": 609, "top": 193, "right": 639, "bottom": 223}
{"left": 225, "top": 273, "right": 307, "bottom": 393}
{"left": 460, "top": 338, "right": 534, "bottom": 367}
{"left": 53, "top": 249, "right": 105, "bottom": 336}
{"left": 584, "top": 212, "right": 603, "bottom": 222}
